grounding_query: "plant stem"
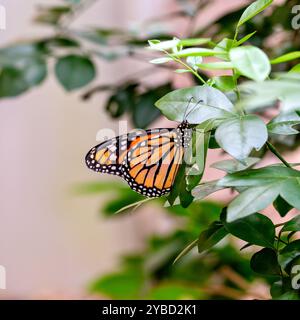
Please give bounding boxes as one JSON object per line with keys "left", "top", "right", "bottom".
{"left": 266, "top": 141, "right": 292, "bottom": 168}
{"left": 162, "top": 49, "right": 207, "bottom": 84}
{"left": 275, "top": 235, "right": 288, "bottom": 245}
{"left": 177, "top": 58, "right": 207, "bottom": 84}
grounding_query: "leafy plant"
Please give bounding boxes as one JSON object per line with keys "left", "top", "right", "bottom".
{"left": 2, "top": 0, "right": 300, "bottom": 299}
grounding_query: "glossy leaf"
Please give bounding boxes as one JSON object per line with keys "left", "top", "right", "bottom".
{"left": 267, "top": 112, "right": 300, "bottom": 135}
{"left": 218, "top": 166, "right": 300, "bottom": 188}
{"left": 235, "top": 31, "right": 257, "bottom": 46}
{"left": 222, "top": 212, "right": 275, "bottom": 247}
{"left": 240, "top": 78, "right": 300, "bottom": 113}
{"left": 149, "top": 57, "right": 173, "bottom": 64}
{"left": 215, "top": 115, "right": 268, "bottom": 161}
{"left": 250, "top": 248, "right": 281, "bottom": 275}
{"left": 227, "top": 183, "right": 281, "bottom": 221}
{"left": 179, "top": 38, "right": 211, "bottom": 46}
{"left": 290, "top": 64, "right": 300, "bottom": 73}
{"left": 155, "top": 85, "right": 234, "bottom": 124}
{"left": 211, "top": 157, "right": 260, "bottom": 173}
{"left": 186, "top": 123, "right": 212, "bottom": 191}
{"left": 174, "top": 48, "right": 222, "bottom": 57}
{"left": 148, "top": 38, "right": 179, "bottom": 51}
{"left": 280, "top": 179, "right": 300, "bottom": 210}
{"left": 191, "top": 180, "right": 225, "bottom": 201}
{"left": 55, "top": 55, "right": 96, "bottom": 91}
{"left": 271, "top": 51, "right": 300, "bottom": 64}
{"left": 213, "top": 76, "right": 235, "bottom": 91}
{"left": 230, "top": 46, "right": 271, "bottom": 81}
{"left": 237, "top": 0, "right": 273, "bottom": 27}
{"left": 197, "top": 62, "right": 234, "bottom": 70}
{"left": 198, "top": 221, "right": 228, "bottom": 253}
{"left": 273, "top": 195, "right": 293, "bottom": 217}
{"left": 218, "top": 166, "right": 300, "bottom": 220}
{"left": 282, "top": 216, "right": 300, "bottom": 233}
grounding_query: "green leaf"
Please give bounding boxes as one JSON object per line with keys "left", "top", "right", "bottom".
{"left": 235, "top": 31, "right": 257, "bottom": 46}
{"left": 174, "top": 69, "right": 191, "bottom": 73}
{"left": 226, "top": 183, "right": 281, "bottom": 222}
{"left": 173, "top": 239, "right": 198, "bottom": 264}
{"left": 215, "top": 114, "right": 268, "bottom": 161}
{"left": 267, "top": 112, "right": 300, "bottom": 135}
{"left": 0, "top": 44, "right": 47, "bottom": 97}
{"left": 0, "top": 68, "right": 29, "bottom": 97}
{"left": 230, "top": 46, "right": 271, "bottom": 81}
{"left": 197, "top": 62, "right": 234, "bottom": 70}
{"left": 290, "top": 64, "right": 300, "bottom": 73}
{"left": 148, "top": 38, "right": 179, "bottom": 51}
{"left": 240, "top": 77, "right": 300, "bottom": 113}
{"left": 222, "top": 211, "right": 275, "bottom": 248}
{"left": 89, "top": 270, "right": 145, "bottom": 299}
{"left": 191, "top": 180, "right": 225, "bottom": 201}
{"left": 237, "top": 0, "right": 273, "bottom": 27}
{"left": 280, "top": 178, "right": 300, "bottom": 210}
{"left": 213, "top": 38, "right": 234, "bottom": 60}
{"left": 210, "top": 157, "right": 260, "bottom": 173}
{"left": 282, "top": 216, "right": 300, "bottom": 233}
{"left": 55, "top": 55, "right": 96, "bottom": 91}
{"left": 213, "top": 76, "right": 235, "bottom": 91}
{"left": 173, "top": 48, "right": 221, "bottom": 57}
{"left": 167, "top": 165, "right": 193, "bottom": 208}
{"left": 218, "top": 166, "right": 300, "bottom": 221}
{"left": 155, "top": 85, "right": 234, "bottom": 124}
{"left": 218, "top": 166, "right": 300, "bottom": 188}
{"left": 279, "top": 240, "right": 300, "bottom": 271}
{"left": 273, "top": 195, "right": 293, "bottom": 217}
{"left": 250, "top": 248, "right": 281, "bottom": 275}
{"left": 149, "top": 57, "right": 173, "bottom": 64}
{"left": 271, "top": 52, "right": 300, "bottom": 64}
{"left": 185, "top": 123, "right": 212, "bottom": 191}
{"left": 198, "top": 221, "right": 228, "bottom": 253}
{"left": 179, "top": 38, "right": 211, "bottom": 47}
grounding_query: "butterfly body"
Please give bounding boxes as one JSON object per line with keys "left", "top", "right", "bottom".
{"left": 86, "top": 121, "right": 191, "bottom": 197}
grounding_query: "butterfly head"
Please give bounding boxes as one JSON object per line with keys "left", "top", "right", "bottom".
{"left": 178, "top": 120, "right": 189, "bottom": 130}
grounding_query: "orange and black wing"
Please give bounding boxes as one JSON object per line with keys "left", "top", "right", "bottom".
{"left": 85, "top": 128, "right": 184, "bottom": 197}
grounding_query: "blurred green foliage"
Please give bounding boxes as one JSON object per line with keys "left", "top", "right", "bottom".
{"left": 81, "top": 181, "right": 258, "bottom": 300}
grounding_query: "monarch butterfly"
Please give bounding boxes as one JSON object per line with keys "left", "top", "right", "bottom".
{"left": 85, "top": 99, "right": 200, "bottom": 197}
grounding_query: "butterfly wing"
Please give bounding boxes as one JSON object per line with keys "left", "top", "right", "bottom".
{"left": 85, "top": 128, "right": 185, "bottom": 197}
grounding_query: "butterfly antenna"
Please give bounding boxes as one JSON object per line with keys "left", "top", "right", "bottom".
{"left": 183, "top": 97, "right": 195, "bottom": 121}
{"left": 185, "top": 99, "right": 204, "bottom": 120}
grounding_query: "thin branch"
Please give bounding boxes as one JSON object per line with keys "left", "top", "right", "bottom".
{"left": 266, "top": 141, "right": 292, "bottom": 168}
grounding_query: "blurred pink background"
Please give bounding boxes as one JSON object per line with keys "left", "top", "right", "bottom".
{"left": 0, "top": 0, "right": 296, "bottom": 299}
